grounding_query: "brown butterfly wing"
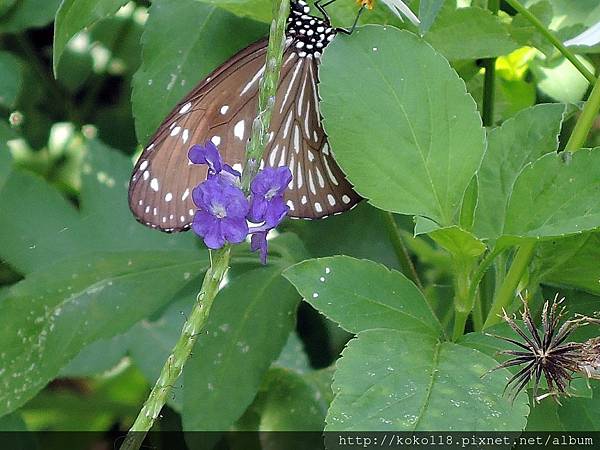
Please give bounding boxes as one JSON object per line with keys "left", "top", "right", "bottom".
{"left": 264, "top": 54, "right": 360, "bottom": 218}
{"left": 128, "top": 39, "right": 270, "bottom": 232}
{"left": 129, "top": 39, "right": 360, "bottom": 232}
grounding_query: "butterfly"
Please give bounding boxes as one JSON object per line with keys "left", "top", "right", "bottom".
{"left": 129, "top": 0, "right": 362, "bottom": 233}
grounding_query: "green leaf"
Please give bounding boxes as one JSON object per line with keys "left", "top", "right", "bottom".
{"left": 60, "top": 333, "right": 129, "bottom": 377}
{"left": 473, "top": 104, "right": 566, "bottom": 241}
{"left": 0, "top": 250, "right": 206, "bottom": 417}
{"left": 537, "top": 234, "right": 600, "bottom": 296}
{"left": 419, "top": 0, "right": 444, "bottom": 35}
{"left": 510, "top": 1, "right": 554, "bottom": 56}
{"left": 183, "top": 263, "right": 302, "bottom": 431}
{"left": 0, "top": 51, "right": 23, "bottom": 108}
{"left": 282, "top": 203, "right": 406, "bottom": 269}
{"left": 53, "top": 0, "right": 130, "bottom": 76}
{"left": 21, "top": 366, "right": 148, "bottom": 431}
{"left": 284, "top": 256, "right": 442, "bottom": 337}
{"left": 194, "top": 0, "right": 272, "bottom": 23}
{"left": 132, "top": 0, "right": 266, "bottom": 143}
{"left": 273, "top": 332, "right": 311, "bottom": 374}
{"left": 425, "top": 7, "right": 518, "bottom": 60}
{"left": 428, "top": 226, "right": 486, "bottom": 259}
{"left": 319, "top": 26, "right": 485, "bottom": 226}
{"left": 556, "top": 382, "right": 600, "bottom": 430}
{"left": 502, "top": 149, "right": 600, "bottom": 241}
{"left": 536, "top": 0, "right": 600, "bottom": 28}
{"left": 0, "top": 139, "right": 193, "bottom": 274}
{"left": 259, "top": 367, "right": 329, "bottom": 431}
{"left": 531, "top": 56, "right": 592, "bottom": 104}
{"left": 0, "top": 166, "right": 82, "bottom": 274}
{"left": 0, "top": 0, "right": 62, "bottom": 33}
{"left": 325, "top": 330, "right": 529, "bottom": 430}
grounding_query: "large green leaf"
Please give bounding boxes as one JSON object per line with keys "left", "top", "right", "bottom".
{"left": 473, "top": 104, "right": 566, "bottom": 240}
{"left": 325, "top": 329, "right": 529, "bottom": 430}
{"left": 52, "top": 0, "right": 130, "bottom": 75}
{"left": 530, "top": 56, "right": 592, "bottom": 104}
{"left": 0, "top": 0, "right": 61, "bottom": 33}
{"left": 132, "top": 0, "right": 266, "bottom": 143}
{"left": 0, "top": 250, "right": 206, "bottom": 417}
{"left": 0, "top": 139, "right": 193, "bottom": 275}
{"left": 502, "top": 149, "right": 600, "bottom": 241}
{"left": 533, "top": 233, "right": 600, "bottom": 295}
{"left": 0, "top": 51, "right": 23, "bottom": 108}
{"left": 193, "top": 0, "right": 271, "bottom": 23}
{"left": 183, "top": 256, "right": 304, "bottom": 431}
{"left": 282, "top": 203, "right": 406, "bottom": 269}
{"left": 425, "top": 7, "right": 518, "bottom": 60}
{"left": 258, "top": 367, "right": 329, "bottom": 431}
{"left": 284, "top": 256, "right": 442, "bottom": 337}
{"left": 319, "top": 26, "right": 485, "bottom": 226}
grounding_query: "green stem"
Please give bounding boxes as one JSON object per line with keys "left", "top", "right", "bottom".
{"left": 472, "top": 289, "right": 484, "bottom": 331}
{"left": 119, "top": 247, "right": 231, "bottom": 450}
{"left": 120, "top": 2, "right": 291, "bottom": 449}
{"left": 565, "top": 76, "right": 600, "bottom": 152}
{"left": 241, "top": 0, "right": 291, "bottom": 192}
{"left": 483, "top": 242, "right": 535, "bottom": 328}
{"left": 482, "top": 0, "right": 499, "bottom": 127}
{"left": 452, "top": 258, "right": 473, "bottom": 340}
{"left": 504, "top": 0, "right": 596, "bottom": 85}
{"left": 381, "top": 211, "right": 423, "bottom": 289}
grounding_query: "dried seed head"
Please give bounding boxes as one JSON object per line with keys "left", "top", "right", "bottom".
{"left": 488, "top": 295, "right": 598, "bottom": 403}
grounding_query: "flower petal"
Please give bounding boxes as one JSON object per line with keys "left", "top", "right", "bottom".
{"left": 192, "top": 211, "right": 225, "bottom": 249}
{"left": 250, "top": 231, "right": 268, "bottom": 265}
{"left": 265, "top": 195, "right": 289, "bottom": 228}
{"left": 188, "top": 141, "right": 223, "bottom": 173}
{"left": 222, "top": 217, "right": 249, "bottom": 244}
{"left": 248, "top": 195, "right": 268, "bottom": 223}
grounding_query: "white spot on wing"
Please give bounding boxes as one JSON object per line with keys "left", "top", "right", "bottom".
{"left": 342, "top": 194, "right": 351, "bottom": 204}
{"left": 179, "top": 102, "right": 192, "bottom": 114}
{"left": 234, "top": 120, "right": 245, "bottom": 140}
{"left": 165, "top": 192, "right": 173, "bottom": 202}
{"left": 241, "top": 65, "right": 265, "bottom": 95}
{"left": 220, "top": 105, "right": 229, "bottom": 114}
{"left": 150, "top": 178, "right": 159, "bottom": 192}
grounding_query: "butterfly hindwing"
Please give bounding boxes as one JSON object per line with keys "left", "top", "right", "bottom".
{"left": 264, "top": 52, "right": 360, "bottom": 218}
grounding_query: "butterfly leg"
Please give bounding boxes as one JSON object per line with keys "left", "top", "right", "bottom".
{"left": 315, "top": 0, "right": 366, "bottom": 35}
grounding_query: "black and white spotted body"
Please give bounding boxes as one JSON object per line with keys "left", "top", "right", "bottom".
{"left": 287, "top": 0, "right": 336, "bottom": 59}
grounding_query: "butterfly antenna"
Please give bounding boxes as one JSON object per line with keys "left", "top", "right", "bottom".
{"left": 316, "top": 0, "right": 365, "bottom": 36}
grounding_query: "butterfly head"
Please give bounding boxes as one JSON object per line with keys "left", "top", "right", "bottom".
{"left": 287, "top": 0, "right": 335, "bottom": 59}
{"left": 290, "top": 0, "right": 311, "bottom": 16}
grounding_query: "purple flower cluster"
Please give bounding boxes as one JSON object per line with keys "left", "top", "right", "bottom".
{"left": 188, "top": 142, "right": 291, "bottom": 264}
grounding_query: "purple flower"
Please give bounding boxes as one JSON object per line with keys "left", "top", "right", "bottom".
{"left": 188, "top": 141, "right": 240, "bottom": 181}
{"left": 248, "top": 200, "right": 288, "bottom": 264}
{"left": 250, "top": 231, "right": 268, "bottom": 265}
{"left": 192, "top": 176, "right": 249, "bottom": 249}
{"left": 187, "top": 141, "right": 292, "bottom": 262}
{"left": 249, "top": 166, "right": 292, "bottom": 224}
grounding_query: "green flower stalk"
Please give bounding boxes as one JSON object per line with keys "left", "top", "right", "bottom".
{"left": 119, "top": 2, "right": 290, "bottom": 449}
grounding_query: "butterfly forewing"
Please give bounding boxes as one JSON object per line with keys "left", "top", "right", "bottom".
{"left": 129, "top": 40, "right": 270, "bottom": 232}
{"left": 129, "top": 0, "right": 360, "bottom": 232}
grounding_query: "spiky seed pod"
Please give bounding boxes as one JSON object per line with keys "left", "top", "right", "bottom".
{"left": 488, "top": 295, "right": 587, "bottom": 403}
